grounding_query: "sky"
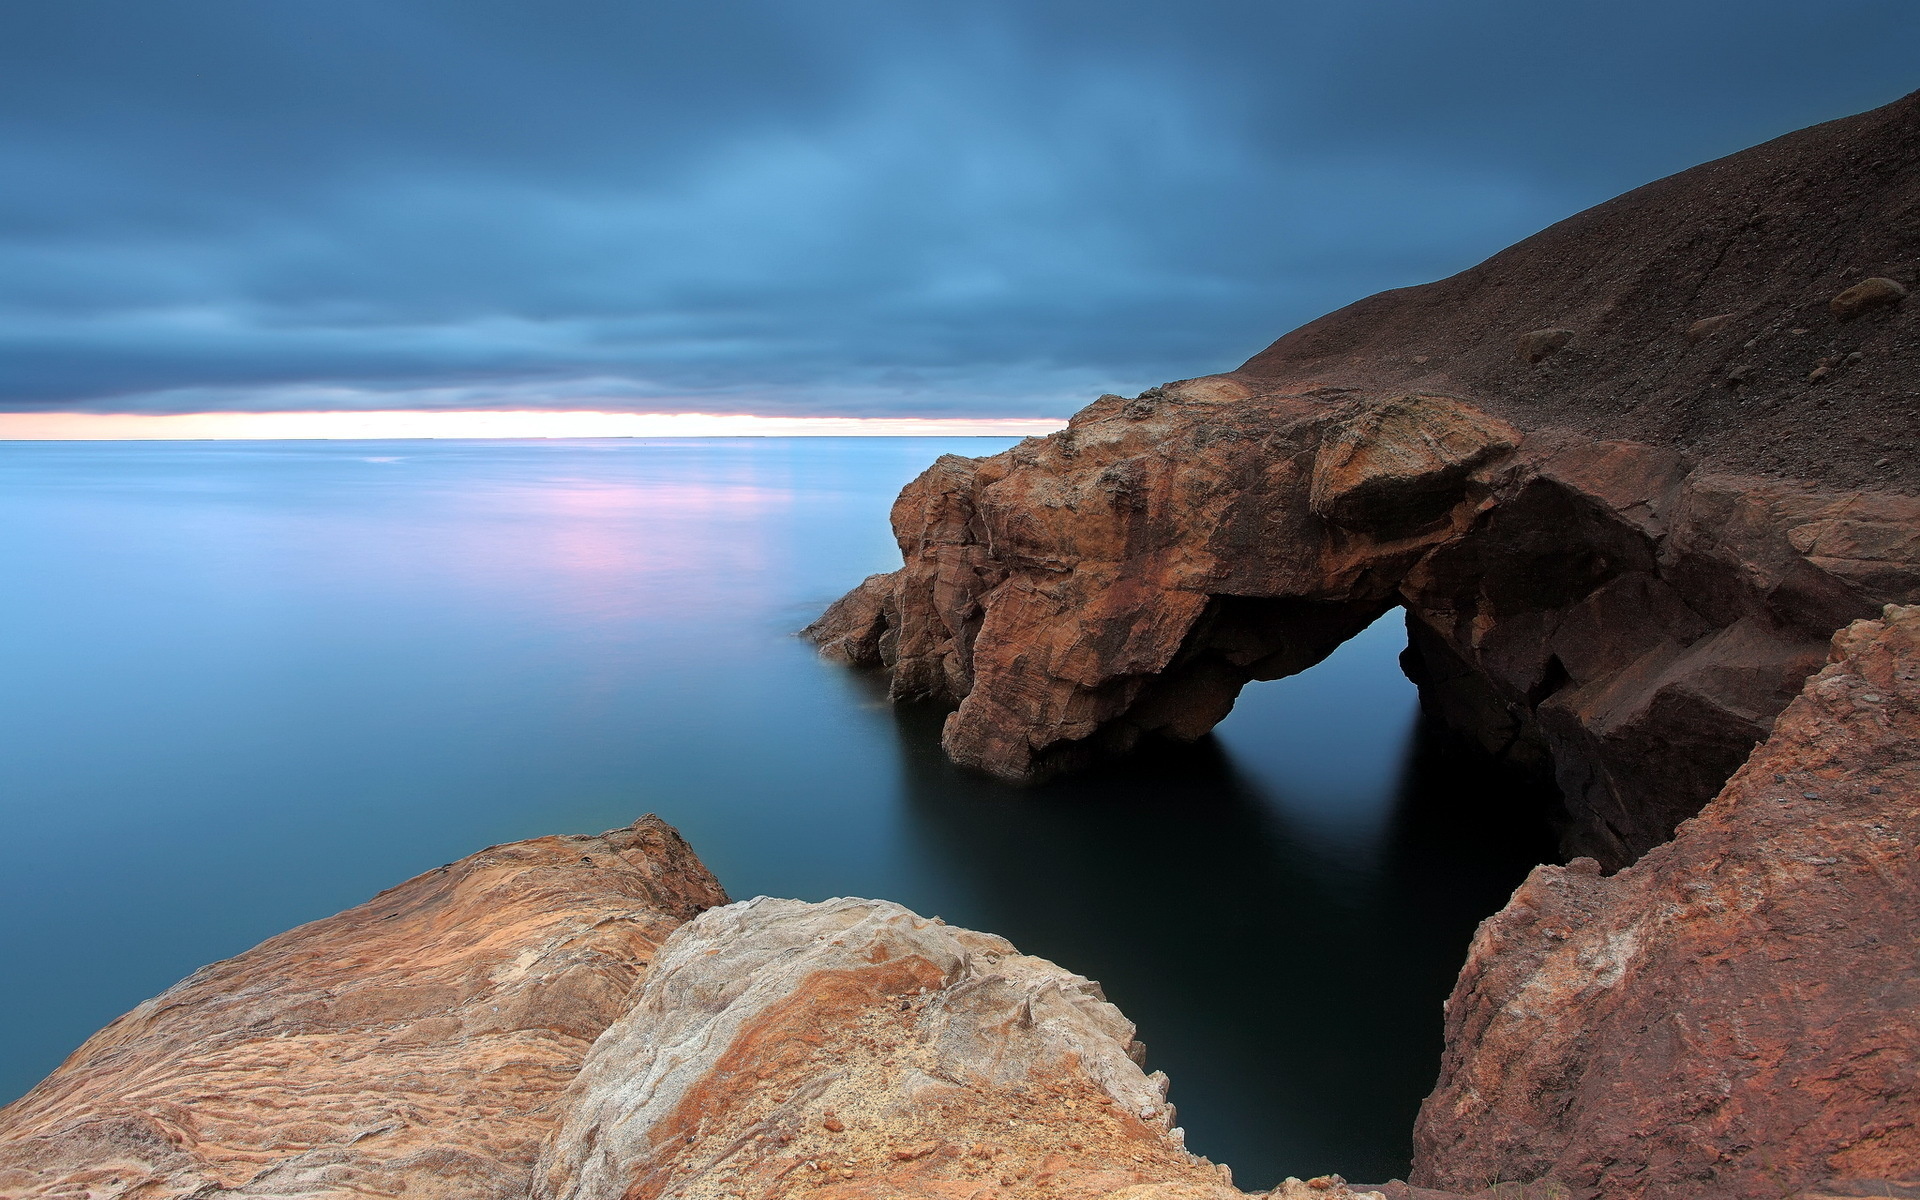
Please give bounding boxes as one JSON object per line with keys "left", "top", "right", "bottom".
{"left": 2, "top": 1, "right": 1917, "bottom": 432}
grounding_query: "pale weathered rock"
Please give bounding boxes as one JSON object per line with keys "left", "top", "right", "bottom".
{"left": 1266, "top": 1176, "right": 1387, "bottom": 1200}
{"left": 536, "top": 896, "right": 1234, "bottom": 1200}
{"left": 1829, "top": 275, "right": 1907, "bottom": 319}
{"left": 0, "top": 817, "right": 727, "bottom": 1200}
{"left": 1413, "top": 607, "right": 1920, "bottom": 1198}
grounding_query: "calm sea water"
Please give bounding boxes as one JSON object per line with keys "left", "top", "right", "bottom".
{"left": 0, "top": 438, "right": 1555, "bottom": 1185}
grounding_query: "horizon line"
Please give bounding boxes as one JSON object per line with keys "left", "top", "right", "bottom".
{"left": 0, "top": 410, "right": 1070, "bottom": 441}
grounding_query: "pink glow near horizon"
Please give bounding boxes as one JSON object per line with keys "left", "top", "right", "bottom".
{"left": 0, "top": 410, "right": 1069, "bottom": 441}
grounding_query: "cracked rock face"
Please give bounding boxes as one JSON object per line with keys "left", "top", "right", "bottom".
{"left": 0, "top": 817, "right": 727, "bottom": 1200}
{"left": 1414, "top": 605, "right": 1920, "bottom": 1199}
{"left": 536, "top": 895, "right": 1238, "bottom": 1200}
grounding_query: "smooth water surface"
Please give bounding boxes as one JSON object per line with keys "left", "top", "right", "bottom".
{"left": 0, "top": 439, "right": 1554, "bottom": 1184}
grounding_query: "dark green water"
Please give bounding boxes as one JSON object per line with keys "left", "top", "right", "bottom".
{"left": 0, "top": 438, "right": 1555, "bottom": 1185}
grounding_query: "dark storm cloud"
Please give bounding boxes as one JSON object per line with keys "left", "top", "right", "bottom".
{"left": 2, "top": 0, "right": 1916, "bottom": 415}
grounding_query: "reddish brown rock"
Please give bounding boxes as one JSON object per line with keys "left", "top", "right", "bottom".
{"left": 801, "top": 86, "right": 1920, "bottom": 1200}
{"left": 0, "top": 816, "right": 726, "bottom": 1200}
{"left": 808, "top": 90, "right": 1920, "bottom": 868}
{"left": 1685, "top": 313, "right": 1736, "bottom": 341}
{"left": 806, "top": 383, "right": 1920, "bottom": 866}
{"left": 1414, "top": 606, "right": 1920, "bottom": 1199}
{"left": 535, "top": 896, "right": 1242, "bottom": 1200}
{"left": 1308, "top": 396, "right": 1518, "bottom": 531}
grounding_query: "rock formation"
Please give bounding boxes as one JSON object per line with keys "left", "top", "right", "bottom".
{"left": 537, "top": 895, "right": 1240, "bottom": 1200}
{"left": 1416, "top": 605, "right": 1920, "bottom": 1198}
{"left": 0, "top": 816, "right": 726, "bottom": 1200}
{"left": 805, "top": 383, "right": 1920, "bottom": 867}
{"left": 0, "top": 835, "right": 1286, "bottom": 1200}
{"left": 806, "top": 88, "right": 1920, "bottom": 868}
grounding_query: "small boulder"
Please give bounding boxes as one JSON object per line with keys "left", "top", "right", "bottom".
{"left": 1687, "top": 314, "right": 1735, "bottom": 341}
{"left": 1514, "top": 328, "right": 1575, "bottom": 364}
{"left": 1829, "top": 276, "right": 1907, "bottom": 320}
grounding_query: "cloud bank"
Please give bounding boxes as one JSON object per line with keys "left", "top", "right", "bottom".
{"left": 2, "top": 0, "right": 1915, "bottom": 417}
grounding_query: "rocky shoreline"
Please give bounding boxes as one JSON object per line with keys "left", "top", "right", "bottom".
{"left": 4, "top": 89, "right": 1915, "bottom": 1200}
{"left": 2, "top": 605, "right": 1914, "bottom": 1198}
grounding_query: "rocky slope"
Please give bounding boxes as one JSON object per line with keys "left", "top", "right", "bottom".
{"left": 806, "top": 88, "right": 1920, "bottom": 867}
{"left": 1240, "top": 90, "right": 1920, "bottom": 495}
{"left": 0, "top": 816, "right": 726, "bottom": 1200}
{"left": 798, "top": 87, "right": 1920, "bottom": 1200}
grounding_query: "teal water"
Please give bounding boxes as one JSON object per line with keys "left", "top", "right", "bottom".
{"left": 0, "top": 438, "right": 1555, "bottom": 1185}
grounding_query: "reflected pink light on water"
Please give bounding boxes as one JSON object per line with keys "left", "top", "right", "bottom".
{"left": 414, "top": 475, "right": 803, "bottom": 632}
{"left": 0, "top": 410, "right": 1067, "bottom": 440}
{"left": 533, "top": 480, "right": 789, "bottom": 591}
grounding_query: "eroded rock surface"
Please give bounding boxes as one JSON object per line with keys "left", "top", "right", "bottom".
{"left": 537, "top": 896, "right": 1239, "bottom": 1200}
{"left": 0, "top": 816, "right": 726, "bottom": 1200}
{"left": 1414, "top": 606, "right": 1920, "bottom": 1199}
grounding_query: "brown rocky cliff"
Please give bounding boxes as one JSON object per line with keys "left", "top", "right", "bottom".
{"left": 1415, "top": 605, "right": 1920, "bottom": 1199}
{"left": 0, "top": 816, "right": 726, "bottom": 1200}
{"left": 806, "top": 385, "right": 1920, "bottom": 866}
{"left": 800, "top": 87, "right": 1920, "bottom": 1200}
{"left": 805, "top": 89, "right": 1920, "bottom": 867}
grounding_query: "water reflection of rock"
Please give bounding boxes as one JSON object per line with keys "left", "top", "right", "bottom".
{"left": 876, "top": 674, "right": 1559, "bottom": 1188}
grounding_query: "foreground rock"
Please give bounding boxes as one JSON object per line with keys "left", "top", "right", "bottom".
{"left": 0, "top": 830, "right": 1291, "bottom": 1200}
{"left": 537, "top": 895, "right": 1240, "bottom": 1200}
{"left": 0, "top": 816, "right": 726, "bottom": 1200}
{"left": 806, "top": 90, "right": 1920, "bottom": 869}
{"left": 1416, "top": 606, "right": 1920, "bottom": 1198}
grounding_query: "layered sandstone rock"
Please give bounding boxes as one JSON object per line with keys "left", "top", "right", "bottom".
{"left": 1414, "top": 605, "right": 1920, "bottom": 1199}
{"left": 536, "top": 895, "right": 1240, "bottom": 1200}
{"left": 0, "top": 816, "right": 726, "bottom": 1200}
{"left": 806, "top": 89, "right": 1920, "bottom": 868}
